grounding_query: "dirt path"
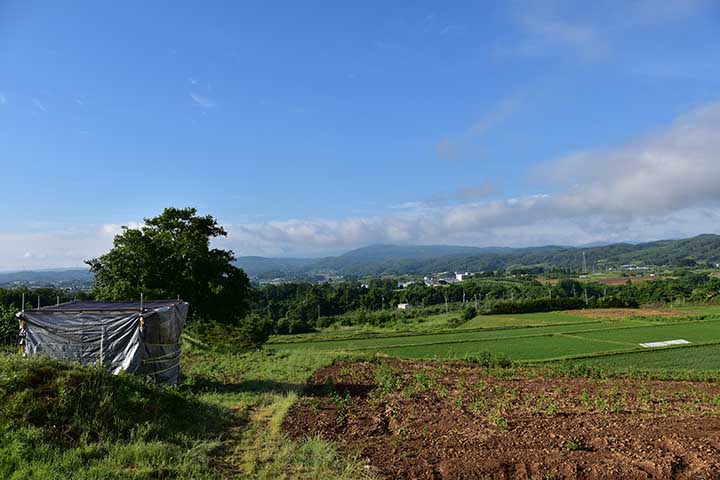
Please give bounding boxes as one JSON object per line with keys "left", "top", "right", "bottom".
{"left": 284, "top": 360, "right": 720, "bottom": 479}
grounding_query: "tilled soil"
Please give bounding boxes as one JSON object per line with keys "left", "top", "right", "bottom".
{"left": 283, "top": 360, "right": 720, "bottom": 479}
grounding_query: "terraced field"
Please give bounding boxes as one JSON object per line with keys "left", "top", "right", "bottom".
{"left": 268, "top": 308, "right": 720, "bottom": 365}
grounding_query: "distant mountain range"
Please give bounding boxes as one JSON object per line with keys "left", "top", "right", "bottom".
{"left": 236, "top": 234, "right": 720, "bottom": 278}
{"left": 0, "top": 268, "right": 93, "bottom": 288}
{"left": 2, "top": 234, "right": 719, "bottom": 286}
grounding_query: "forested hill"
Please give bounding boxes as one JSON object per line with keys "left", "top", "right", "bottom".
{"left": 236, "top": 234, "right": 720, "bottom": 278}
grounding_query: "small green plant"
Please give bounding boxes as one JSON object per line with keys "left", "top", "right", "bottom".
{"left": 329, "top": 390, "right": 352, "bottom": 425}
{"left": 580, "top": 389, "right": 592, "bottom": 410}
{"left": 565, "top": 439, "right": 587, "bottom": 451}
{"left": 469, "top": 397, "right": 487, "bottom": 415}
{"left": 454, "top": 378, "right": 467, "bottom": 409}
{"left": 374, "top": 364, "right": 401, "bottom": 396}
{"left": 487, "top": 409, "right": 508, "bottom": 430}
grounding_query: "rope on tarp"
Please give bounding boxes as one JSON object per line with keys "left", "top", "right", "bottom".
{"left": 143, "top": 360, "right": 180, "bottom": 377}
{"left": 141, "top": 352, "right": 181, "bottom": 364}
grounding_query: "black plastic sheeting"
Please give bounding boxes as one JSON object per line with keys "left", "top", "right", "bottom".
{"left": 17, "top": 301, "right": 189, "bottom": 386}
{"left": 39, "top": 300, "right": 182, "bottom": 311}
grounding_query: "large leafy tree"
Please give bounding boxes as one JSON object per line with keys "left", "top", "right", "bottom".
{"left": 87, "top": 207, "right": 251, "bottom": 324}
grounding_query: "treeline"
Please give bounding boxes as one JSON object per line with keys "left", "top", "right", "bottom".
{"left": 251, "top": 271, "right": 720, "bottom": 334}
{"left": 0, "top": 287, "right": 93, "bottom": 345}
{"left": 4, "top": 271, "right": 720, "bottom": 343}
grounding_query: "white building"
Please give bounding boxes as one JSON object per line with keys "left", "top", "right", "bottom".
{"left": 455, "top": 272, "right": 473, "bottom": 282}
{"left": 397, "top": 303, "right": 412, "bottom": 310}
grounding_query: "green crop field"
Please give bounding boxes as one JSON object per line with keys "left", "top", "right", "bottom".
{"left": 568, "top": 343, "right": 720, "bottom": 371}
{"left": 269, "top": 320, "right": 616, "bottom": 352}
{"left": 379, "top": 334, "right": 632, "bottom": 361}
{"left": 269, "top": 310, "right": 720, "bottom": 366}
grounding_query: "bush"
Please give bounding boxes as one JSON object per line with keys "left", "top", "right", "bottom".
{"left": 485, "top": 297, "right": 585, "bottom": 314}
{"left": 0, "top": 304, "right": 17, "bottom": 346}
{"left": 462, "top": 305, "right": 478, "bottom": 321}
{"left": 597, "top": 295, "right": 640, "bottom": 308}
{"left": 463, "top": 351, "right": 513, "bottom": 368}
{"left": 189, "top": 313, "right": 273, "bottom": 350}
{"left": 236, "top": 313, "right": 273, "bottom": 348}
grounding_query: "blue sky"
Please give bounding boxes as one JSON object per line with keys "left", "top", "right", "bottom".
{"left": 1, "top": 0, "right": 720, "bottom": 268}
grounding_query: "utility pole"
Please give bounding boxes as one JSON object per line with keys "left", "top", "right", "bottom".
{"left": 381, "top": 295, "right": 384, "bottom": 311}
{"left": 584, "top": 288, "right": 589, "bottom": 306}
{"left": 582, "top": 251, "right": 588, "bottom": 274}
{"left": 463, "top": 290, "right": 466, "bottom": 303}
{"left": 445, "top": 295, "right": 449, "bottom": 314}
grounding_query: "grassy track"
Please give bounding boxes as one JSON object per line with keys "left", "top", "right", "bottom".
{"left": 0, "top": 347, "right": 378, "bottom": 480}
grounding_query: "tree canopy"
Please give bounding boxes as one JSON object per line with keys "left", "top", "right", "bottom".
{"left": 87, "top": 207, "right": 251, "bottom": 324}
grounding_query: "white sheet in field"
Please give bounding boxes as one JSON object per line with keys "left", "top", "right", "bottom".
{"left": 639, "top": 339, "right": 690, "bottom": 348}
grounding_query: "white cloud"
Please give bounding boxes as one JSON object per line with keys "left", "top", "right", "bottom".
{"left": 224, "top": 100, "right": 720, "bottom": 255}
{"left": 4, "top": 102, "right": 720, "bottom": 264}
{"left": 32, "top": 98, "right": 47, "bottom": 112}
{"left": 0, "top": 93, "right": 6, "bottom": 105}
{"left": 100, "top": 222, "right": 142, "bottom": 237}
{"left": 190, "top": 92, "right": 214, "bottom": 108}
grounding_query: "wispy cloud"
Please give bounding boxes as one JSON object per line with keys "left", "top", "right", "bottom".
{"left": 6, "top": 101, "right": 720, "bottom": 263}
{"left": 190, "top": 92, "right": 214, "bottom": 108}
{"left": 0, "top": 93, "right": 6, "bottom": 105}
{"left": 32, "top": 98, "right": 47, "bottom": 112}
{"left": 224, "top": 100, "right": 720, "bottom": 255}
{"left": 505, "top": 0, "right": 712, "bottom": 62}
{"left": 625, "top": 0, "right": 712, "bottom": 25}
{"left": 509, "top": 1, "right": 609, "bottom": 61}
{"left": 435, "top": 92, "right": 527, "bottom": 162}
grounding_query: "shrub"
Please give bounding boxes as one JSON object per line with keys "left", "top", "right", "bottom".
{"left": 462, "top": 305, "right": 478, "bottom": 321}
{"left": 485, "top": 297, "right": 585, "bottom": 315}
{"left": 463, "top": 351, "right": 513, "bottom": 368}
{"left": 597, "top": 295, "right": 640, "bottom": 308}
{"left": 189, "top": 313, "right": 273, "bottom": 351}
{"left": 0, "top": 304, "right": 17, "bottom": 346}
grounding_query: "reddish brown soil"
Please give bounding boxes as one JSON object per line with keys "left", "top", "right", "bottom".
{"left": 597, "top": 277, "right": 656, "bottom": 286}
{"left": 565, "top": 308, "right": 686, "bottom": 319}
{"left": 283, "top": 360, "right": 720, "bottom": 479}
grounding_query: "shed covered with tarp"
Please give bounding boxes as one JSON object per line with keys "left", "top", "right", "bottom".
{"left": 16, "top": 300, "right": 189, "bottom": 385}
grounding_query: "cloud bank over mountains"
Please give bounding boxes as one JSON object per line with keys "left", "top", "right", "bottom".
{"left": 226, "top": 101, "right": 720, "bottom": 256}
{"left": 2, "top": 101, "right": 720, "bottom": 268}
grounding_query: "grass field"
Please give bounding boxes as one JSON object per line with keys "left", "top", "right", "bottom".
{"left": 5, "top": 305, "right": 720, "bottom": 478}
{"left": 269, "top": 308, "right": 720, "bottom": 366}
